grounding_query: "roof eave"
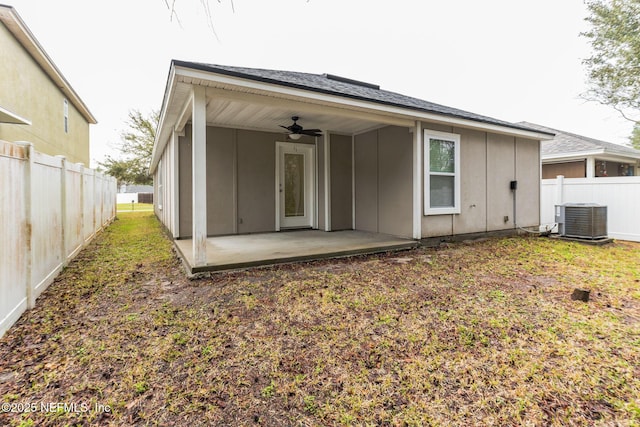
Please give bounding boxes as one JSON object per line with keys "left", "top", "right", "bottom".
{"left": 0, "top": 5, "right": 97, "bottom": 124}
{"left": 0, "top": 104, "right": 31, "bottom": 125}
{"left": 542, "top": 149, "right": 640, "bottom": 162}
{"left": 175, "top": 62, "right": 554, "bottom": 138}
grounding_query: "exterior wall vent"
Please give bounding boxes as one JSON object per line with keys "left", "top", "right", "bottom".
{"left": 323, "top": 74, "right": 380, "bottom": 90}
{"left": 555, "top": 203, "right": 607, "bottom": 239}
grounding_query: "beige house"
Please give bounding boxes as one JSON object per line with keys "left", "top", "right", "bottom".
{"left": 520, "top": 122, "right": 640, "bottom": 179}
{"left": 0, "top": 4, "right": 96, "bottom": 165}
{"left": 150, "top": 61, "right": 553, "bottom": 273}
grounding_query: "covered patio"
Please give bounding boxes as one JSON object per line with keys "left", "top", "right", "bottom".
{"left": 151, "top": 62, "right": 550, "bottom": 275}
{"left": 174, "top": 230, "right": 418, "bottom": 273}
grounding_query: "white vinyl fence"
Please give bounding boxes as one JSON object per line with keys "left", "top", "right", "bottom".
{"left": 541, "top": 175, "right": 640, "bottom": 242}
{"left": 0, "top": 140, "right": 117, "bottom": 338}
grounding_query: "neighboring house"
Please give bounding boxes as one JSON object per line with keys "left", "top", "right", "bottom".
{"left": 0, "top": 4, "right": 96, "bottom": 165}
{"left": 117, "top": 184, "right": 154, "bottom": 204}
{"left": 150, "top": 61, "right": 553, "bottom": 272}
{"left": 520, "top": 122, "right": 640, "bottom": 179}
{"left": 119, "top": 184, "right": 154, "bottom": 194}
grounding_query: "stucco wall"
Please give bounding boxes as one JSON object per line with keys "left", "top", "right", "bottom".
{"left": 0, "top": 22, "right": 90, "bottom": 165}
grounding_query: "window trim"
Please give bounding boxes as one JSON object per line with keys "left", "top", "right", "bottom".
{"left": 63, "top": 99, "right": 69, "bottom": 133}
{"left": 424, "top": 129, "right": 461, "bottom": 215}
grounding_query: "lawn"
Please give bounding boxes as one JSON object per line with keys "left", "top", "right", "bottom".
{"left": 116, "top": 203, "right": 153, "bottom": 212}
{"left": 0, "top": 211, "right": 638, "bottom": 426}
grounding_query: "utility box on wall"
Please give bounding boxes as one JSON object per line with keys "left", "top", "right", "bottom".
{"left": 555, "top": 203, "right": 608, "bottom": 239}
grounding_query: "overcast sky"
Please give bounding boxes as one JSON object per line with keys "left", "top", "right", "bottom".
{"left": 8, "top": 0, "right": 635, "bottom": 168}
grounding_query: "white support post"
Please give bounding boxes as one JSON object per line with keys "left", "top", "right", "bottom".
{"left": 172, "top": 131, "right": 180, "bottom": 238}
{"left": 412, "top": 121, "right": 423, "bottom": 239}
{"left": 351, "top": 135, "right": 356, "bottom": 230}
{"left": 57, "top": 155, "right": 68, "bottom": 266}
{"left": 192, "top": 85, "right": 208, "bottom": 267}
{"left": 323, "top": 132, "right": 331, "bottom": 231}
{"left": 555, "top": 175, "right": 564, "bottom": 206}
{"left": 586, "top": 157, "right": 595, "bottom": 178}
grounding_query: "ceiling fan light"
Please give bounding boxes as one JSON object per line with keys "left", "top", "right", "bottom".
{"left": 289, "top": 133, "right": 302, "bottom": 140}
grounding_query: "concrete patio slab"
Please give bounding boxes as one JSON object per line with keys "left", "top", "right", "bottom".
{"left": 174, "top": 230, "right": 418, "bottom": 274}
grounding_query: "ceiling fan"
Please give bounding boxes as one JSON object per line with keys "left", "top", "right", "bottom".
{"left": 280, "top": 116, "right": 322, "bottom": 140}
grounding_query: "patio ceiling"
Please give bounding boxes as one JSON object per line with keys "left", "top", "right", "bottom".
{"left": 162, "top": 68, "right": 417, "bottom": 145}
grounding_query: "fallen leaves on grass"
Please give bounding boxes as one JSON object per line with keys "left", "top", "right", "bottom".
{"left": 1, "top": 212, "right": 639, "bottom": 426}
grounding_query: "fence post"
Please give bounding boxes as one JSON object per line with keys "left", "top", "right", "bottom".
{"left": 17, "top": 142, "right": 34, "bottom": 309}
{"left": 57, "top": 156, "right": 67, "bottom": 266}
{"left": 78, "top": 163, "right": 85, "bottom": 247}
{"left": 555, "top": 175, "right": 564, "bottom": 206}
{"left": 92, "top": 169, "right": 97, "bottom": 234}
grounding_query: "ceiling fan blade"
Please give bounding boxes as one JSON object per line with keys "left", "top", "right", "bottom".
{"left": 301, "top": 130, "right": 322, "bottom": 136}
{"left": 303, "top": 129, "right": 322, "bottom": 133}
{"left": 280, "top": 125, "right": 292, "bottom": 131}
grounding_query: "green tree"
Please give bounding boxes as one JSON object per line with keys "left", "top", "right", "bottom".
{"left": 582, "top": 0, "right": 640, "bottom": 122}
{"left": 98, "top": 109, "right": 159, "bottom": 188}
{"left": 630, "top": 122, "right": 640, "bottom": 149}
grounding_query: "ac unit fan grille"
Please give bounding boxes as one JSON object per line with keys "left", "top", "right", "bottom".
{"left": 564, "top": 206, "right": 607, "bottom": 239}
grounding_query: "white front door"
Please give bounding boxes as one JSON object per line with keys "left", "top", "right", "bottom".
{"left": 276, "top": 142, "right": 316, "bottom": 229}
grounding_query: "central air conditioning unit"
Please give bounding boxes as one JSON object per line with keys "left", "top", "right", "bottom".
{"left": 555, "top": 203, "right": 607, "bottom": 239}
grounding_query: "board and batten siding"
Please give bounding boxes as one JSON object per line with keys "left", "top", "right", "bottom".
{"left": 159, "top": 122, "right": 540, "bottom": 241}
{"left": 174, "top": 125, "right": 319, "bottom": 238}
{"left": 154, "top": 131, "right": 179, "bottom": 238}
{"left": 419, "top": 124, "right": 540, "bottom": 238}
{"left": 354, "top": 126, "right": 413, "bottom": 239}
{"left": 329, "top": 134, "right": 353, "bottom": 231}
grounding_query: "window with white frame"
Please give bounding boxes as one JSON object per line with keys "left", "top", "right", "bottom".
{"left": 63, "top": 99, "right": 69, "bottom": 133}
{"left": 424, "top": 130, "right": 460, "bottom": 215}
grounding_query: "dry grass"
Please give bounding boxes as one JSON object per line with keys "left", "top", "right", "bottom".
{"left": 0, "top": 212, "right": 638, "bottom": 426}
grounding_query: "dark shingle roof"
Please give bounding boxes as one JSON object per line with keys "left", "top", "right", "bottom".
{"left": 519, "top": 122, "right": 640, "bottom": 158}
{"left": 174, "top": 61, "right": 553, "bottom": 136}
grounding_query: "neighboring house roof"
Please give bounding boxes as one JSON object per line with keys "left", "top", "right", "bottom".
{"left": 0, "top": 4, "right": 96, "bottom": 124}
{"left": 178, "top": 61, "right": 552, "bottom": 136}
{"left": 519, "top": 121, "right": 640, "bottom": 161}
{"left": 120, "top": 185, "right": 154, "bottom": 193}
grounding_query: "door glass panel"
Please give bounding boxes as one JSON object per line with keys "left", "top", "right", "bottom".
{"left": 284, "top": 153, "right": 305, "bottom": 217}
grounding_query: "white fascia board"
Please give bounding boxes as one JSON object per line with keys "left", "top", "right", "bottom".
{"left": 0, "top": 105, "right": 31, "bottom": 125}
{"left": 542, "top": 150, "right": 604, "bottom": 161}
{"left": 173, "top": 66, "right": 552, "bottom": 141}
{"left": 542, "top": 151, "right": 640, "bottom": 165}
{"left": 0, "top": 6, "right": 96, "bottom": 124}
{"left": 151, "top": 67, "right": 179, "bottom": 173}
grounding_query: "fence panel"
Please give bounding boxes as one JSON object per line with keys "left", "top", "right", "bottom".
{"left": 83, "top": 168, "right": 95, "bottom": 244}
{"left": 31, "top": 152, "right": 64, "bottom": 300}
{"left": 541, "top": 176, "right": 640, "bottom": 242}
{"left": 0, "top": 141, "right": 28, "bottom": 338}
{"left": 65, "top": 162, "right": 84, "bottom": 260}
{"left": 0, "top": 141, "right": 117, "bottom": 339}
